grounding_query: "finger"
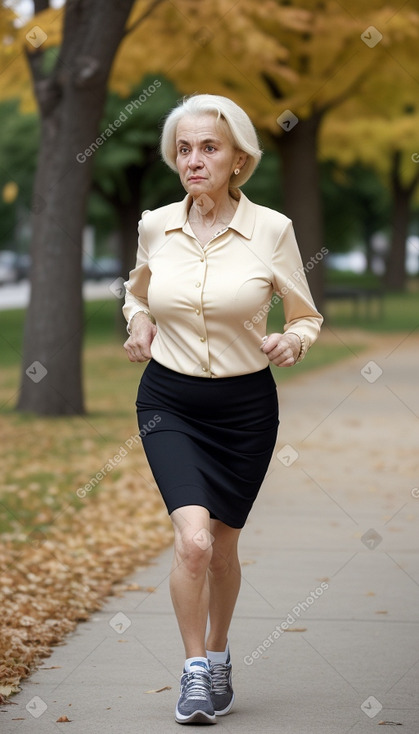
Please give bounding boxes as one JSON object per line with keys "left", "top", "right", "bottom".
{"left": 280, "top": 357, "right": 295, "bottom": 367}
{"left": 127, "top": 349, "right": 141, "bottom": 362}
{"left": 141, "top": 343, "right": 152, "bottom": 359}
{"left": 124, "top": 343, "right": 144, "bottom": 363}
{"left": 260, "top": 335, "right": 279, "bottom": 353}
{"left": 266, "top": 341, "right": 288, "bottom": 360}
{"left": 274, "top": 351, "right": 295, "bottom": 367}
{"left": 126, "top": 338, "right": 147, "bottom": 359}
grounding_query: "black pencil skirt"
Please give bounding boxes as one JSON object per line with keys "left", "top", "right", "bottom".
{"left": 136, "top": 359, "right": 279, "bottom": 528}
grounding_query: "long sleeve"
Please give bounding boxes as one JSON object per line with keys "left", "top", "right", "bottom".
{"left": 271, "top": 221, "right": 323, "bottom": 361}
{"left": 122, "top": 218, "right": 152, "bottom": 332}
{"left": 121, "top": 193, "right": 323, "bottom": 377}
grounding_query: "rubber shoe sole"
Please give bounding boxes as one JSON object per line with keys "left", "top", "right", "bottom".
{"left": 175, "top": 707, "right": 217, "bottom": 724}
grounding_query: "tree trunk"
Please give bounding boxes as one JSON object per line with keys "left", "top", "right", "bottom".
{"left": 276, "top": 113, "right": 325, "bottom": 309}
{"left": 17, "top": 0, "right": 135, "bottom": 415}
{"left": 385, "top": 151, "right": 418, "bottom": 291}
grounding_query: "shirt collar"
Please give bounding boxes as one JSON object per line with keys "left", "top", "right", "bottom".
{"left": 164, "top": 190, "right": 255, "bottom": 240}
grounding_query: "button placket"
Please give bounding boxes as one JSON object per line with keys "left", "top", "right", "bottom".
{"left": 192, "top": 249, "right": 210, "bottom": 375}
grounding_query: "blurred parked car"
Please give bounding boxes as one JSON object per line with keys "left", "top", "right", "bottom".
{"left": 325, "top": 251, "right": 367, "bottom": 274}
{"left": 83, "top": 256, "right": 122, "bottom": 281}
{"left": 0, "top": 251, "right": 18, "bottom": 285}
{"left": 0, "top": 251, "right": 31, "bottom": 284}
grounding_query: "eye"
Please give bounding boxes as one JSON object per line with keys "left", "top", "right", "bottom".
{"left": 178, "top": 146, "right": 189, "bottom": 155}
{"left": 205, "top": 145, "right": 215, "bottom": 152}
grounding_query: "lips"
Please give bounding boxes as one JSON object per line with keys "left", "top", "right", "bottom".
{"left": 188, "top": 176, "right": 205, "bottom": 182}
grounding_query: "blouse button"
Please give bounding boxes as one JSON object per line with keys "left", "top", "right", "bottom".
{"left": 195, "top": 308, "right": 201, "bottom": 315}
{"left": 202, "top": 366, "right": 208, "bottom": 372}
{"left": 200, "top": 337, "right": 206, "bottom": 342}
{"left": 195, "top": 281, "right": 201, "bottom": 288}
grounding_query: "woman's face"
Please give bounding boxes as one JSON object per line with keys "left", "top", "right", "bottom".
{"left": 175, "top": 113, "right": 245, "bottom": 200}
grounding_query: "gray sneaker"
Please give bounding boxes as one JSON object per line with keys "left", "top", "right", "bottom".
{"left": 175, "top": 665, "right": 216, "bottom": 725}
{"left": 210, "top": 652, "right": 234, "bottom": 716}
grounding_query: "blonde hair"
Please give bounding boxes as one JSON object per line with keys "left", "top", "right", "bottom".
{"left": 160, "top": 94, "right": 262, "bottom": 188}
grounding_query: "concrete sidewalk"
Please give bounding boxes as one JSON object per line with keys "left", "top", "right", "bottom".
{"left": 2, "top": 332, "right": 419, "bottom": 733}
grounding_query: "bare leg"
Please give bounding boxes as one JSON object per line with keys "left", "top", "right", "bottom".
{"left": 206, "top": 519, "right": 242, "bottom": 652}
{"left": 169, "top": 505, "right": 213, "bottom": 659}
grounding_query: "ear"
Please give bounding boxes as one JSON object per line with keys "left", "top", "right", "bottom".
{"left": 236, "top": 151, "right": 248, "bottom": 169}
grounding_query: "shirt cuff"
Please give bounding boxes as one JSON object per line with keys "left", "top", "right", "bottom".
{"left": 126, "top": 308, "right": 151, "bottom": 335}
{"left": 287, "top": 331, "right": 307, "bottom": 363}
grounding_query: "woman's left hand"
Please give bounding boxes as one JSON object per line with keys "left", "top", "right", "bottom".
{"left": 260, "top": 332, "right": 301, "bottom": 367}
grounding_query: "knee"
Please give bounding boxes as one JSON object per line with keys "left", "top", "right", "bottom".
{"left": 209, "top": 547, "right": 237, "bottom": 579}
{"left": 175, "top": 530, "right": 213, "bottom": 577}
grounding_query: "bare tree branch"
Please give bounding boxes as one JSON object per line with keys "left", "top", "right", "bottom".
{"left": 34, "top": 0, "right": 50, "bottom": 12}
{"left": 124, "top": 0, "right": 167, "bottom": 37}
{"left": 318, "top": 56, "right": 377, "bottom": 116}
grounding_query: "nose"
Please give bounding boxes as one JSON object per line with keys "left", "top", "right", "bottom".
{"left": 188, "top": 148, "right": 203, "bottom": 170}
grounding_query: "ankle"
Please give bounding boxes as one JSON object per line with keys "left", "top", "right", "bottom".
{"left": 206, "top": 640, "right": 229, "bottom": 664}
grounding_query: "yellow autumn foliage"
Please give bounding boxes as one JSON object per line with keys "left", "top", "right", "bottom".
{"left": 2, "top": 1, "right": 419, "bottom": 170}
{"left": 322, "top": 12, "right": 419, "bottom": 194}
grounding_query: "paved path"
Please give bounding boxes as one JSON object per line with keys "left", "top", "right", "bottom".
{"left": 2, "top": 331, "right": 419, "bottom": 733}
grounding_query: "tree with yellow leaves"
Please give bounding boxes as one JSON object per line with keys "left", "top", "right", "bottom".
{"left": 322, "top": 37, "right": 419, "bottom": 290}
{"left": 0, "top": 0, "right": 165, "bottom": 415}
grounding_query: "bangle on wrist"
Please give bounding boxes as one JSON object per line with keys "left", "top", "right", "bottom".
{"left": 127, "top": 308, "right": 151, "bottom": 335}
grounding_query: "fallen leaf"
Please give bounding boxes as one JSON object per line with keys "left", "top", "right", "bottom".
{"left": 0, "top": 685, "right": 19, "bottom": 697}
{"left": 240, "top": 560, "right": 256, "bottom": 566}
{"left": 366, "top": 591, "right": 376, "bottom": 596}
{"left": 284, "top": 627, "right": 307, "bottom": 633}
{"left": 41, "top": 666, "right": 61, "bottom": 669}
{"left": 56, "top": 715, "right": 71, "bottom": 722}
{"left": 375, "top": 610, "right": 388, "bottom": 614}
{"left": 145, "top": 686, "right": 172, "bottom": 694}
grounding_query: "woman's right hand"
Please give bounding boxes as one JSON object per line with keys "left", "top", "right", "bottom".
{"left": 123, "top": 312, "right": 157, "bottom": 362}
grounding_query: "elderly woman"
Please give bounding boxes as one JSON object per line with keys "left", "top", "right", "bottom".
{"left": 123, "top": 94, "right": 322, "bottom": 725}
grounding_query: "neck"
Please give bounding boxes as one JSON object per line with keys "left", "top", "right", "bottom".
{"left": 188, "top": 189, "right": 239, "bottom": 228}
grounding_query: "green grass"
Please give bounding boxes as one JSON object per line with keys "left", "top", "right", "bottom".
{"left": 323, "top": 290, "right": 419, "bottom": 332}
{"left": 320, "top": 272, "right": 419, "bottom": 331}
{"left": 0, "top": 299, "right": 125, "bottom": 368}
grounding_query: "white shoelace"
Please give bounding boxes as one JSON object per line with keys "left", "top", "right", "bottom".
{"left": 210, "top": 663, "right": 230, "bottom": 693}
{"left": 183, "top": 671, "right": 211, "bottom": 700}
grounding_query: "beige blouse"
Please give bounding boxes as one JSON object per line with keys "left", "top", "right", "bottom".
{"left": 123, "top": 191, "right": 323, "bottom": 378}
